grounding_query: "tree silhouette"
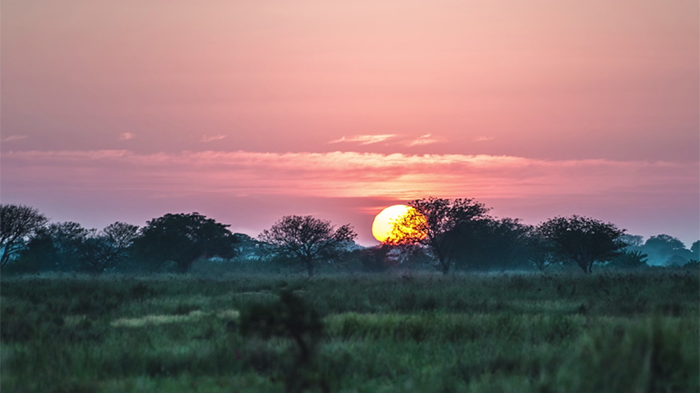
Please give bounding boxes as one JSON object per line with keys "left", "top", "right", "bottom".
{"left": 0, "top": 204, "right": 48, "bottom": 268}
{"left": 641, "top": 234, "right": 692, "bottom": 266}
{"left": 538, "top": 215, "right": 625, "bottom": 273}
{"left": 526, "top": 230, "right": 557, "bottom": 272}
{"left": 389, "top": 197, "right": 490, "bottom": 275}
{"left": 133, "top": 212, "right": 236, "bottom": 272}
{"left": 42, "top": 222, "right": 92, "bottom": 271}
{"left": 358, "top": 244, "right": 396, "bottom": 272}
{"left": 452, "top": 217, "right": 534, "bottom": 271}
{"left": 77, "top": 222, "right": 139, "bottom": 274}
{"left": 619, "top": 234, "right": 644, "bottom": 248}
{"left": 259, "top": 215, "right": 356, "bottom": 277}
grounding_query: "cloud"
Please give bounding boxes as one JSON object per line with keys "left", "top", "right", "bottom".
{"left": 406, "top": 134, "right": 445, "bottom": 146}
{"left": 119, "top": 132, "right": 135, "bottom": 141}
{"left": 1, "top": 135, "right": 28, "bottom": 142}
{"left": 3, "top": 150, "right": 696, "bottom": 204}
{"left": 328, "top": 134, "right": 395, "bottom": 145}
{"left": 328, "top": 133, "right": 446, "bottom": 147}
{"left": 3, "top": 149, "right": 697, "bottom": 246}
{"left": 201, "top": 135, "right": 226, "bottom": 143}
{"left": 474, "top": 136, "right": 494, "bottom": 142}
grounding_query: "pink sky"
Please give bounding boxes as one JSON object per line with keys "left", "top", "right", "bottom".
{"left": 2, "top": 0, "right": 698, "bottom": 246}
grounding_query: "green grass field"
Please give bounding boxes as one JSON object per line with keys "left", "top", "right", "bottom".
{"left": 2, "top": 271, "right": 698, "bottom": 392}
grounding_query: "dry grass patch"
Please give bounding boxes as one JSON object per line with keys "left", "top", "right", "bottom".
{"left": 111, "top": 309, "right": 239, "bottom": 328}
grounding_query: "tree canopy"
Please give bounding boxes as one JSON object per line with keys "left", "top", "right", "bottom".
{"left": 389, "top": 197, "right": 490, "bottom": 274}
{"left": 133, "top": 212, "right": 236, "bottom": 272}
{"left": 33, "top": 222, "right": 92, "bottom": 271}
{"left": 0, "top": 204, "right": 48, "bottom": 268}
{"left": 538, "top": 215, "right": 625, "bottom": 273}
{"left": 452, "top": 217, "right": 535, "bottom": 271}
{"left": 3, "top": 202, "right": 697, "bottom": 276}
{"left": 77, "top": 222, "right": 140, "bottom": 274}
{"left": 640, "top": 234, "right": 693, "bottom": 266}
{"left": 258, "top": 215, "right": 356, "bottom": 277}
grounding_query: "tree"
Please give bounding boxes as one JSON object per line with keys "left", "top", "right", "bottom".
{"left": 389, "top": 197, "right": 490, "bottom": 275}
{"left": 0, "top": 204, "right": 48, "bottom": 268}
{"left": 538, "top": 215, "right": 625, "bottom": 273}
{"left": 231, "top": 233, "right": 266, "bottom": 260}
{"left": 12, "top": 228, "right": 57, "bottom": 273}
{"left": 47, "top": 222, "right": 93, "bottom": 270}
{"left": 619, "top": 234, "right": 644, "bottom": 248}
{"left": 453, "top": 217, "right": 534, "bottom": 271}
{"left": 358, "top": 245, "right": 396, "bottom": 272}
{"left": 258, "top": 215, "right": 356, "bottom": 277}
{"left": 644, "top": 234, "right": 685, "bottom": 251}
{"left": 641, "top": 234, "right": 692, "bottom": 266}
{"left": 77, "top": 222, "right": 139, "bottom": 274}
{"left": 608, "top": 250, "right": 649, "bottom": 269}
{"left": 133, "top": 212, "right": 236, "bottom": 272}
{"left": 526, "top": 230, "right": 557, "bottom": 272}
{"left": 664, "top": 254, "right": 687, "bottom": 267}
{"left": 9, "top": 221, "right": 91, "bottom": 273}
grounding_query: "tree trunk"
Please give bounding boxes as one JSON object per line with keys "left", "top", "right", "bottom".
{"left": 439, "top": 257, "right": 449, "bottom": 275}
{"left": 307, "top": 263, "right": 314, "bottom": 277}
{"left": 575, "top": 258, "right": 590, "bottom": 274}
{"left": 177, "top": 259, "right": 194, "bottom": 274}
{"left": 578, "top": 259, "right": 593, "bottom": 274}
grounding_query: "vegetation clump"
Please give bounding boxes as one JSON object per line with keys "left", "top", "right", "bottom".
{"left": 241, "top": 290, "right": 328, "bottom": 393}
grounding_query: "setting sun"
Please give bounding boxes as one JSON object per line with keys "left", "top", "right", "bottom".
{"left": 372, "top": 205, "right": 426, "bottom": 243}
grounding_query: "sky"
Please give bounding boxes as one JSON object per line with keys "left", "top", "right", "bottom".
{"left": 2, "top": 0, "right": 698, "bottom": 247}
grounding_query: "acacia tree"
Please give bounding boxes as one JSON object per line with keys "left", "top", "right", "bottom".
{"left": 389, "top": 197, "right": 490, "bottom": 275}
{"left": 526, "top": 230, "right": 556, "bottom": 272}
{"left": 44, "top": 222, "right": 92, "bottom": 271}
{"left": 14, "top": 221, "right": 93, "bottom": 272}
{"left": 258, "top": 215, "right": 356, "bottom": 277}
{"left": 0, "top": 204, "right": 48, "bottom": 268}
{"left": 133, "top": 212, "right": 236, "bottom": 272}
{"left": 451, "top": 217, "right": 535, "bottom": 271}
{"left": 77, "top": 222, "right": 139, "bottom": 274}
{"left": 538, "top": 215, "right": 625, "bottom": 273}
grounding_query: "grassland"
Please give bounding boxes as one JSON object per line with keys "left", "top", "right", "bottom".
{"left": 1, "top": 270, "right": 698, "bottom": 392}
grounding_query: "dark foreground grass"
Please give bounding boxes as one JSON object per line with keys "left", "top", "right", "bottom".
{"left": 1, "top": 271, "right": 698, "bottom": 392}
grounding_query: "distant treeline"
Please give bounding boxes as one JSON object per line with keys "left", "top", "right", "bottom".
{"left": 1, "top": 201, "right": 698, "bottom": 276}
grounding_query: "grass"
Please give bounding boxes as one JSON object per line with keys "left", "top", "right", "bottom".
{"left": 1, "top": 270, "right": 698, "bottom": 392}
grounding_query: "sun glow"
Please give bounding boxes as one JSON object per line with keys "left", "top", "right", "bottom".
{"left": 371, "top": 205, "right": 426, "bottom": 243}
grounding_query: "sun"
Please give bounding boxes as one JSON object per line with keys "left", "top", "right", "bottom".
{"left": 372, "top": 205, "right": 426, "bottom": 243}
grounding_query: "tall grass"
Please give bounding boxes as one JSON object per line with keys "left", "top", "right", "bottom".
{"left": 2, "top": 271, "right": 698, "bottom": 392}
